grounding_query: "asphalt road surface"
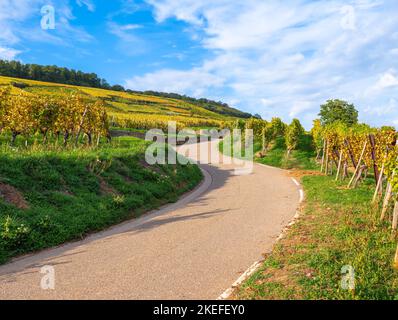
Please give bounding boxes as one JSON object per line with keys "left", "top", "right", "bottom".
{"left": 0, "top": 140, "right": 299, "bottom": 299}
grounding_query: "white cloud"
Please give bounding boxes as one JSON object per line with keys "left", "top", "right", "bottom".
{"left": 364, "top": 98, "right": 397, "bottom": 116}
{"left": 0, "top": 46, "right": 21, "bottom": 60}
{"left": 125, "top": 68, "right": 225, "bottom": 97}
{"left": 137, "top": 0, "right": 398, "bottom": 128}
{"left": 0, "top": 0, "right": 44, "bottom": 44}
{"left": 289, "top": 101, "right": 314, "bottom": 118}
{"left": 374, "top": 70, "right": 398, "bottom": 90}
{"left": 120, "top": 24, "right": 142, "bottom": 31}
{"left": 108, "top": 22, "right": 140, "bottom": 41}
{"left": 0, "top": 0, "right": 93, "bottom": 57}
{"left": 107, "top": 22, "right": 147, "bottom": 56}
{"left": 76, "top": 0, "right": 95, "bottom": 12}
{"left": 389, "top": 48, "right": 398, "bottom": 55}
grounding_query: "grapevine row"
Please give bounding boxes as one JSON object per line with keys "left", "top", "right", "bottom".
{"left": 312, "top": 120, "right": 398, "bottom": 265}
{"left": 0, "top": 86, "right": 110, "bottom": 146}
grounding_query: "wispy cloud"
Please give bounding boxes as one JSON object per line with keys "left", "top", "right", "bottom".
{"left": 0, "top": 0, "right": 94, "bottom": 59}
{"left": 126, "top": 0, "right": 398, "bottom": 128}
{"left": 125, "top": 67, "right": 225, "bottom": 97}
{"left": 374, "top": 70, "right": 398, "bottom": 91}
{"left": 107, "top": 21, "right": 147, "bottom": 56}
{"left": 75, "top": 0, "right": 95, "bottom": 12}
{"left": 0, "top": 46, "right": 21, "bottom": 60}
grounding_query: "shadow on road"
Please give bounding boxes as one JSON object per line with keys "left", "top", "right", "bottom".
{"left": 0, "top": 160, "right": 234, "bottom": 278}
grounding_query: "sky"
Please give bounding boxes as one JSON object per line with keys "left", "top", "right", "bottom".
{"left": 0, "top": 0, "right": 397, "bottom": 129}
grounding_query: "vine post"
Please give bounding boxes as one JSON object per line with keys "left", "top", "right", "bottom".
{"left": 372, "top": 161, "right": 385, "bottom": 203}
{"left": 348, "top": 140, "right": 368, "bottom": 188}
{"left": 392, "top": 201, "right": 398, "bottom": 232}
{"left": 335, "top": 149, "right": 343, "bottom": 181}
{"left": 381, "top": 182, "right": 393, "bottom": 221}
{"left": 320, "top": 139, "right": 326, "bottom": 173}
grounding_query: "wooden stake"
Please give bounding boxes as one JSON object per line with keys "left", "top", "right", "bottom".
{"left": 348, "top": 140, "right": 368, "bottom": 188}
{"left": 325, "top": 142, "right": 329, "bottom": 175}
{"left": 321, "top": 139, "right": 326, "bottom": 173}
{"left": 75, "top": 105, "right": 89, "bottom": 147}
{"left": 335, "top": 149, "right": 343, "bottom": 181}
{"left": 392, "top": 201, "right": 398, "bottom": 232}
{"left": 372, "top": 162, "right": 385, "bottom": 203}
{"left": 343, "top": 161, "right": 349, "bottom": 180}
{"left": 320, "top": 139, "right": 326, "bottom": 173}
{"left": 381, "top": 182, "right": 393, "bottom": 221}
{"left": 344, "top": 138, "right": 357, "bottom": 168}
{"left": 394, "top": 243, "right": 398, "bottom": 269}
{"left": 368, "top": 134, "right": 380, "bottom": 185}
{"left": 353, "top": 165, "right": 366, "bottom": 188}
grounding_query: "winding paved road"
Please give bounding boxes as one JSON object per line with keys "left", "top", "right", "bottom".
{"left": 0, "top": 140, "right": 299, "bottom": 299}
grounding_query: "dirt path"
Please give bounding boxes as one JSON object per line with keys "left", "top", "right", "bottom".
{"left": 0, "top": 140, "right": 299, "bottom": 299}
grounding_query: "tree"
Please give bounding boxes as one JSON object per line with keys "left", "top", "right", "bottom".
{"left": 285, "top": 118, "right": 304, "bottom": 156}
{"left": 245, "top": 118, "right": 266, "bottom": 138}
{"left": 311, "top": 119, "right": 323, "bottom": 159}
{"left": 111, "top": 85, "right": 125, "bottom": 92}
{"left": 319, "top": 99, "right": 358, "bottom": 126}
{"left": 262, "top": 123, "right": 274, "bottom": 153}
{"left": 270, "top": 117, "right": 286, "bottom": 137}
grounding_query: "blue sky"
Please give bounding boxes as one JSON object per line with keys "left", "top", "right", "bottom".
{"left": 0, "top": 0, "right": 397, "bottom": 129}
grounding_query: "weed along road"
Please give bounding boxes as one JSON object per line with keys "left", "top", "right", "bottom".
{"left": 0, "top": 140, "right": 299, "bottom": 299}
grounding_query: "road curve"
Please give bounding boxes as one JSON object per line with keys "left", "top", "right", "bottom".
{"left": 0, "top": 140, "right": 299, "bottom": 299}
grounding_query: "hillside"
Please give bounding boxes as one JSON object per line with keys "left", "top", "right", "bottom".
{"left": 0, "top": 136, "right": 202, "bottom": 264}
{"left": 0, "top": 78, "right": 207, "bottom": 264}
{"left": 0, "top": 76, "right": 247, "bottom": 130}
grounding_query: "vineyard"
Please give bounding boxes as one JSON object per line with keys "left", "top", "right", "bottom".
{"left": 0, "top": 76, "right": 233, "bottom": 137}
{"left": 0, "top": 86, "right": 109, "bottom": 146}
{"left": 315, "top": 122, "right": 398, "bottom": 227}
{"left": 1, "top": 73, "right": 397, "bottom": 297}
{"left": 217, "top": 116, "right": 398, "bottom": 299}
{"left": 312, "top": 121, "right": 398, "bottom": 266}
{"left": 220, "top": 116, "right": 398, "bottom": 273}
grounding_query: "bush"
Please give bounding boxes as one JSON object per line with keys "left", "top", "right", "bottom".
{"left": 0, "top": 216, "right": 30, "bottom": 249}
{"left": 285, "top": 118, "right": 304, "bottom": 156}
{"left": 11, "top": 81, "right": 29, "bottom": 89}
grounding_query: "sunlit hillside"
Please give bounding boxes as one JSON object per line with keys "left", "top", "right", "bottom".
{"left": 0, "top": 76, "right": 244, "bottom": 130}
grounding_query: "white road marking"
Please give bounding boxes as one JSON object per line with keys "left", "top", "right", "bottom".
{"left": 217, "top": 260, "right": 263, "bottom": 300}
{"left": 218, "top": 170, "right": 306, "bottom": 300}
{"left": 299, "top": 189, "right": 305, "bottom": 203}
{"left": 291, "top": 177, "right": 300, "bottom": 186}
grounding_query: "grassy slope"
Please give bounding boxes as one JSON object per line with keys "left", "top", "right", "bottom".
{"left": 0, "top": 76, "right": 235, "bottom": 124}
{"left": 221, "top": 135, "right": 398, "bottom": 299}
{"left": 0, "top": 136, "right": 202, "bottom": 264}
{"left": 255, "top": 135, "right": 318, "bottom": 170}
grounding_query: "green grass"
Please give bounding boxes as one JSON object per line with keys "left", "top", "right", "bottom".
{"left": 220, "top": 133, "right": 398, "bottom": 300}
{"left": 255, "top": 135, "right": 318, "bottom": 170}
{"left": 0, "top": 137, "right": 202, "bottom": 264}
{"left": 219, "top": 134, "right": 318, "bottom": 170}
{"left": 235, "top": 175, "right": 398, "bottom": 300}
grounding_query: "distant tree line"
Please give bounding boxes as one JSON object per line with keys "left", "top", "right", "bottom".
{"left": 0, "top": 59, "right": 118, "bottom": 90}
{"left": 0, "top": 59, "right": 253, "bottom": 119}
